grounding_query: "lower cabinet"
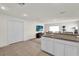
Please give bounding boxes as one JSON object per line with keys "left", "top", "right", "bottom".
{"left": 64, "top": 45, "right": 78, "bottom": 56}
{"left": 41, "top": 37, "right": 79, "bottom": 56}
{"left": 54, "top": 41, "right": 64, "bottom": 56}
{"left": 46, "top": 38, "right": 54, "bottom": 54}
{"left": 41, "top": 37, "right": 47, "bottom": 52}
{"left": 41, "top": 37, "right": 54, "bottom": 55}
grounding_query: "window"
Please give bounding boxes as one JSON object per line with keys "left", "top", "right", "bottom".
{"left": 49, "top": 26, "right": 59, "bottom": 33}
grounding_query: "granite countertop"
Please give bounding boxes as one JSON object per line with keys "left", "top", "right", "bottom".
{"left": 43, "top": 33, "right": 79, "bottom": 42}
{"left": 54, "top": 33, "right": 79, "bottom": 36}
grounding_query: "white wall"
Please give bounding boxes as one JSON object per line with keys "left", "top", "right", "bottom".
{"left": 0, "top": 14, "right": 38, "bottom": 47}
{"left": 0, "top": 15, "right": 7, "bottom": 47}
{"left": 24, "top": 21, "right": 38, "bottom": 41}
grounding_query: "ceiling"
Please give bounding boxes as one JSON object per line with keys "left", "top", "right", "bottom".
{"left": 0, "top": 3, "right": 79, "bottom": 23}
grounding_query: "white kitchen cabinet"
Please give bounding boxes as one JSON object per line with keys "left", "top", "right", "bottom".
{"left": 41, "top": 37, "right": 79, "bottom": 56}
{"left": 46, "top": 38, "right": 54, "bottom": 54}
{"left": 41, "top": 37, "right": 47, "bottom": 52}
{"left": 64, "top": 45, "right": 78, "bottom": 56}
{"left": 41, "top": 37, "right": 54, "bottom": 55}
{"left": 54, "top": 39, "right": 65, "bottom": 56}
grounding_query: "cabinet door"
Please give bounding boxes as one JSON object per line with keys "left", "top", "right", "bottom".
{"left": 41, "top": 37, "right": 47, "bottom": 51}
{"left": 65, "top": 45, "right": 77, "bottom": 56}
{"left": 46, "top": 38, "right": 54, "bottom": 54}
{"left": 54, "top": 40, "right": 64, "bottom": 56}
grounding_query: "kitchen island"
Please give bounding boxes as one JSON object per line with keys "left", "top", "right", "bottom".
{"left": 41, "top": 33, "right": 79, "bottom": 56}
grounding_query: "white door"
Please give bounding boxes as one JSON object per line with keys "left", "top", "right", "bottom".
{"left": 8, "top": 20, "right": 24, "bottom": 44}
{"left": 54, "top": 40, "right": 65, "bottom": 56}
{"left": 64, "top": 45, "right": 77, "bottom": 56}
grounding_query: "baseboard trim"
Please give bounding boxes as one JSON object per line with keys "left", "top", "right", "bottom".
{"left": 0, "top": 44, "right": 9, "bottom": 48}
{"left": 0, "top": 38, "right": 37, "bottom": 48}
{"left": 41, "top": 49, "right": 54, "bottom": 56}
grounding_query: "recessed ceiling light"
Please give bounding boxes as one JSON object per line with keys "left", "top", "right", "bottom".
{"left": 23, "top": 14, "right": 28, "bottom": 16}
{"left": 1, "top": 6, "right": 6, "bottom": 10}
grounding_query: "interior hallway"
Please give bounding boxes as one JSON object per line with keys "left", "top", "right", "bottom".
{"left": 0, "top": 39, "right": 49, "bottom": 56}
